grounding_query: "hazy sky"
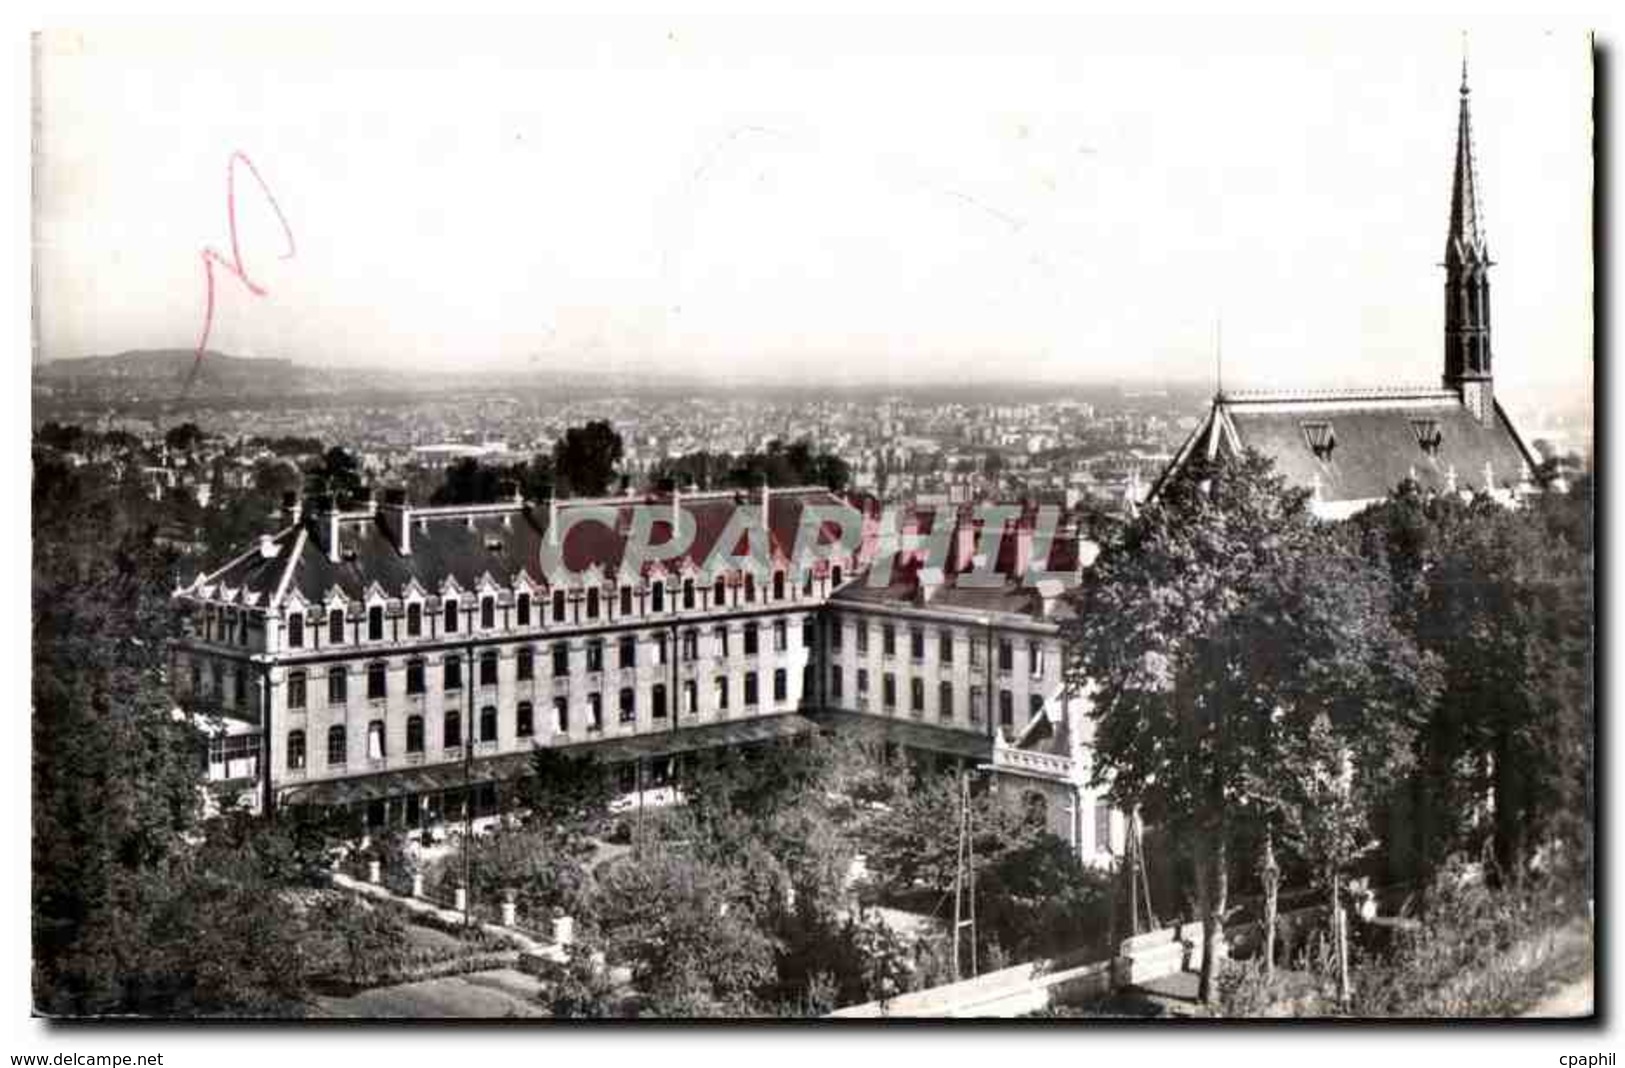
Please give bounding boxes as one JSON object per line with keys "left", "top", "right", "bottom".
{"left": 33, "top": 18, "right": 1591, "bottom": 404}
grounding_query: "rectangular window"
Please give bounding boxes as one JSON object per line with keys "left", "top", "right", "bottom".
{"left": 620, "top": 586, "right": 634, "bottom": 616}
{"left": 620, "top": 634, "right": 637, "bottom": 669}
{"left": 744, "top": 623, "right": 759, "bottom": 656}
{"left": 586, "top": 639, "right": 604, "bottom": 673}
{"left": 234, "top": 668, "right": 247, "bottom": 706}
{"left": 999, "top": 690, "right": 1013, "bottom": 727}
{"left": 857, "top": 668, "right": 869, "bottom": 694}
{"left": 481, "top": 597, "right": 495, "bottom": 630}
{"left": 444, "top": 656, "right": 462, "bottom": 691}
{"left": 554, "top": 696, "right": 569, "bottom": 733}
{"left": 516, "top": 593, "right": 531, "bottom": 627}
{"left": 715, "top": 676, "right": 730, "bottom": 711}
{"left": 971, "top": 640, "right": 985, "bottom": 669}
{"left": 883, "top": 673, "right": 897, "bottom": 709}
{"left": 774, "top": 619, "right": 788, "bottom": 652}
{"left": 773, "top": 668, "right": 787, "bottom": 703}
{"left": 480, "top": 651, "right": 498, "bottom": 687}
{"left": 939, "top": 681, "right": 954, "bottom": 720}
{"left": 288, "top": 613, "right": 304, "bottom": 649}
{"left": 517, "top": 700, "right": 534, "bottom": 737}
{"left": 327, "top": 726, "right": 346, "bottom": 766}
{"left": 587, "top": 588, "right": 601, "bottom": 619}
{"left": 1030, "top": 695, "right": 1045, "bottom": 722}
{"left": 998, "top": 640, "right": 1013, "bottom": 673}
{"left": 329, "top": 608, "right": 345, "bottom": 645}
{"left": 517, "top": 646, "right": 534, "bottom": 681}
{"left": 683, "top": 679, "right": 697, "bottom": 715}
{"left": 552, "top": 643, "right": 569, "bottom": 676}
{"left": 683, "top": 579, "right": 696, "bottom": 610}
{"left": 651, "top": 584, "right": 666, "bottom": 613}
{"left": 653, "top": 683, "right": 668, "bottom": 719}
{"left": 444, "top": 599, "right": 459, "bottom": 634}
{"left": 406, "top": 603, "right": 422, "bottom": 638}
{"left": 654, "top": 633, "right": 668, "bottom": 666}
{"left": 682, "top": 629, "right": 699, "bottom": 661}
{"left": 368, "top": 605, "right": 384, "bottom": 642}
{"left": 744, "top": 671, "right": 759, "bottom": 706}
{"left": 940, "top": 631, "right": 954, "bottom": 664}
{"left": 910, "top": 628, "right": 925, "bottom": 661}
{"left": 367, "top": 661, "right": 387, "bottom": 700}
{"left": 407, "top": 658, "right": 425, "bottom": 694}
{"left": 831, "top": 617, "right": 844, "bottom": 651}
{"left": 619, "top": 687, "right": 636, "bottom": 723}
{"left": 832, "top": 668, "right": 844, "bottom": 699}
{"left": 367, "top": 720, "right": 386, "bottom": 760}
{"left": 715, "top": 626, "right": 730, "bottom": 657}
{"left": 480, "top": 706, "right": 497, "bottom": 743}
{"left": 407, "top": 716, "right": 424, "bottom": 753}
{"left": 1029, "top": 641, "right": 1045, "bottom": 679}
{"left": 882, "top": 625, "right": 896, "bottom": 657}
{"left": 288, "top": 730, "right": 306, "bottom": 770}
{"left": 588, "top": 692, "right": 603, "bottom": 730}
{"left": 971, "top": 685, "right": 985, "bottom": 724}
{"left": 857, "top": 625, "right": 869, "bottom": 655}
{"left": 1095, "top": 802, "right": 1113, "bottom": 855}
{"left": 910, "top": 677, "right": 924, "bottom": 713}
{"left": 553, "top": 590, "right": 567, "bottom": 622}
{"left": 287, "top": 670, "right": 307, "bottom": 710}
{"left": 328, "top": 667, "right": 347, "bottom": 705}
{"left": 803, "top": 618, "right": 815, "bottom": 648}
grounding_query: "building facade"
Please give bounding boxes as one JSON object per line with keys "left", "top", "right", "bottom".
{"left": 172, "top": 486, "right": 1123, "bottom": 864}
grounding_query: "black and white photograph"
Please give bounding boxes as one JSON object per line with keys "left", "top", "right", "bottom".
{"left": 20, "top": 14, "right": 1596, "bottom": 1034}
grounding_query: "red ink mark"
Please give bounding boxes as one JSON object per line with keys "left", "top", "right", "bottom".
{"left": 188, "top": 151, "right": 296, "bottom": 392}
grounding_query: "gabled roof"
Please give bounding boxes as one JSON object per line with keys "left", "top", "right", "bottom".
{"left": 1152, "top": 387, "right": 1538, "bottom": 509}
{"left": 192, "top": 487, "right": 859, "bottom": 610}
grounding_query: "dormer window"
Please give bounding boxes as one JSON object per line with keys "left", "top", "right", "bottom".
{"left": 1301, "top": 421, "right": 1336, "bottom": 460}
{"left": 1411, "top": 418, "right": 1443, "bottom": 456}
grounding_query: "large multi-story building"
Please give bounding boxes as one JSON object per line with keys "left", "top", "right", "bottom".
{"left": 172, "top": 484, "right": 1124, "bottom": 864}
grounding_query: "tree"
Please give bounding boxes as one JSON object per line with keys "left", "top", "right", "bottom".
{"left": 519, "top": 748, "right": 616, "bottom": 857}
{"left": 305, "top": 445, "right": 365, "bottom": 503}
{"left": 164, "top": 422, "right": 205, "bottom": 453}
{"left": 553, "top": 421, "right": 623, "bottom": 498}
{"left": 595, "top": 845, "right": 779, "bottom": 1016}
{"left": 1350, "top": 481, "right": 1592, "bottom": 883}
{"left": 1063, "top": 448, "right": 1435, "bottom": 1003}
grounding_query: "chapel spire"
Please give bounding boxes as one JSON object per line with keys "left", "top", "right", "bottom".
{"left": 1443, "top": 50, "right": 1494, "bottom": 424}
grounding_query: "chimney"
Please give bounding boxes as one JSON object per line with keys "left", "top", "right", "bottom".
{"left": 381, "top": 487, "right": 413, "bottom": 556}
{"left": 1011, "top": 516, "right": 1034, "bottom": 582}
{"left": 309, "top": 492, "right": 341, "bottom": 563}
{"left": 950, "top": 508, "right": 977, "bottom": 573}
{"left": 280, "top": 490, "right": 302, "bottom": 527}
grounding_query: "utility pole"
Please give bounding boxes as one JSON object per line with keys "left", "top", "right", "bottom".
{"left": 951, "top": 770, "right": 978, "bottom": 981}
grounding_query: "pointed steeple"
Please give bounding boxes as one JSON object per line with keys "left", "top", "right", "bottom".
{"left": 1446, "top": 53, "right": 1489, "bottom": 266}
{"left": 1442, "top": 48, "right": 1494, "bottom": 424}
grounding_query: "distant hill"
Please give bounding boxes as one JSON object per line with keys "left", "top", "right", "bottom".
{"left": 37, "top": 349, "right": 300, "bottom": 385}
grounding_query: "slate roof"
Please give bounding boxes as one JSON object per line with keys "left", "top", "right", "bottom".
{"left": 189, "top": 487, "right": 859, "bottom": 609}
{"left": 1154, "top": 388, "right": 1538, "bottom": 508}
